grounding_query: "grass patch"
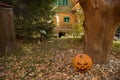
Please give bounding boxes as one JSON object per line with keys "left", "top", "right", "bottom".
{"left": 112, "top": 40, "right": 120, "bottom": 54}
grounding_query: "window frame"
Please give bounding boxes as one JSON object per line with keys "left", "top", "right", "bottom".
{"left": 56, "top": 0, "right": 68, "bottom": 6}
{"left": 64, "top": 16, "right": 70, "bottom": 22}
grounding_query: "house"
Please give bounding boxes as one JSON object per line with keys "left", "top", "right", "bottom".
{"left": 53, "top": 0, "right": 80, "bottom": 37}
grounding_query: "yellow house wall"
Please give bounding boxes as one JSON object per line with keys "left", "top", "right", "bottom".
{"left": 54, "top": 12, "right": 76, "bottom": 33}
{"left": 58, "top": 12, "right": 76, "bottom": 24}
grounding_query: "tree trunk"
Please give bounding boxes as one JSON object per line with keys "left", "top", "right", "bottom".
{"left": 79, "top": 0, "right": 120, "bottom": 64}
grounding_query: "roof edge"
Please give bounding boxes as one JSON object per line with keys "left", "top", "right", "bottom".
{"left": 0, "top": 2, "right": 14, "bottom": 8}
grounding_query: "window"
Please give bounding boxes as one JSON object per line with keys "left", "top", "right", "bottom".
{"left": 63, "top": 0, "right": 68, "bottom": 5}
{"left": 56, "top": 0, "right": 61, "bottom": 5}
{"left": 56, "top": 0, "right": 68, "bottom": 6}
{"left": 64, "top": 17, "right": 70, "bottom": 22}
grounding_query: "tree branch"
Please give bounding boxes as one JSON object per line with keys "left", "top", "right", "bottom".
{"left": 78, "top": 0, "right": 89, "bottom": 10}
{"left": 103, "top": 0, "right": 120, "bottom": 25}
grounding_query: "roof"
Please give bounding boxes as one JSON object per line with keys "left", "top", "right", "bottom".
{"left": 72, "top": 0, "right": 78, "bottom": 3}
{"left": 0, "top": 2, "right": 14, "bottom": 8}
{"left": 72, "top": 3, "right": 80, "bottom": 11}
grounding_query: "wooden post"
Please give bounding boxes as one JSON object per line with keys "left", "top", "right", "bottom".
{"left": 0, "top": 3, "right": 16, "bottom": 55}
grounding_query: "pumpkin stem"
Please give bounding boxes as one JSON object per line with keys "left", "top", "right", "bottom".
{"left": 79, "top": 55, "right": 83, "bottom": 58}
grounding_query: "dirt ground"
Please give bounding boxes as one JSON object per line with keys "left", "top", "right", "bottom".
{"left": 0, "top": 39, "right": 120, "bottom": 80}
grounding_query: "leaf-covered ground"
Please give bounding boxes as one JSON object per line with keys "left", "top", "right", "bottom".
{"left": 0, "top": 39, "right": 120, "bottom": 80}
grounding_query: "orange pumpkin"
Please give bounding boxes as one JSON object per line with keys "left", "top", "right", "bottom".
{"left": 73, "top": 53, "right": 92, "bottom": 71}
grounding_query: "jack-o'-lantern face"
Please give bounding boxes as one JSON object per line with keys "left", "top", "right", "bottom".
{"left": 73, "top": 54, "right": 92, "bottom": 71}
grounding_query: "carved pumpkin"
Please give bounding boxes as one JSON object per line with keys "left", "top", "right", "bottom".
{"left": 73, "top": 53, "right": 92, "bottom": 71}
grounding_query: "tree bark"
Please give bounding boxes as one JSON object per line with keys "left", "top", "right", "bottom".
{"left": 79, "top": 0, "right": 120, "bottom": 64}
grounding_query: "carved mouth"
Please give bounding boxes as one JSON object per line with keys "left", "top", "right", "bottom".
{"left": 76, "top": 67, "right": 89, "bottom": 71}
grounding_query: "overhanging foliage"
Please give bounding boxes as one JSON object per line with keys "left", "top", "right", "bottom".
{"left": 1, "top": 0, "right": 56, "bottom": 41}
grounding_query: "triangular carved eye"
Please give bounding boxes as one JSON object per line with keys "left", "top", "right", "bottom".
{"left": 83, "top": 63, "right": 88, "bottom": 65}
{"left": 77, "top": 62, "right": 81, "bottom": 65}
